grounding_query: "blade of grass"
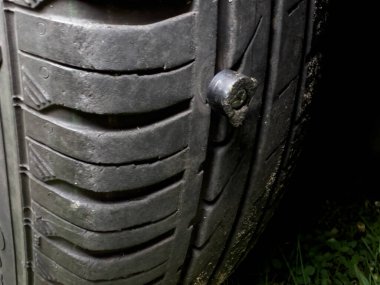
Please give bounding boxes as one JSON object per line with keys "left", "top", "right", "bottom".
{"left": 354, "top": 264, "right": 371, "bottom": 285}
{"left": 297, "top": 237, "right": 308, "bottom": 285}
{"left": 361, "top": 238, "right": 376, "bottom": 261}
{"left": 279, "top": 246, "right": 298, "bottom": 285}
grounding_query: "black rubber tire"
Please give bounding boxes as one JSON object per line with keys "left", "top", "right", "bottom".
{"left": 0, "top": 0, "right": 325, "bottom": 284}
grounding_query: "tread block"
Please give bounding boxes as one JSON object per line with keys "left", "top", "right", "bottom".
{"left": 194, "top": 156, "right": 249, "bottom": 247}
{"left": 184, "top": 225, "right": 227, "bottom": 285}
{"left": 203, "top": 136, "right": 245, "bottom": 202}
{"left": 34, "top": 248, "right": 168, "bottom": 285}
{"left": 32, "top": 202, "right": 177, "bottom": 252}
{"left": 24, "top": 107, "right": 190, "bottom": 164}
{"left": 26, "top": 139, "right": 187, "bottom": 193}
{"left": 35, "top": 233, "right": 173, "bottom": 281}
{"left": 16, "top": 11, "right": 196, "bottom": 72}
{"left": 32, "top": 202, "right": 178, "bottom": 251}
{"left": 275, "top": 0, "right": 307, "bottom": 94}
{"left": 29, "top": 175, "right": 182, "bottom": 232}
{"left": 217, "top": 0, "right": 258, "bottom": 69}
{"left": 20, "top": 52, "right": 194, "bottom": 114}
{"left": 264, "top": 79, "right": 298, "bottom": 158}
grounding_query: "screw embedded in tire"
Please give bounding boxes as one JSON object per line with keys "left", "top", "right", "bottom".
{"left": 207, "top": 69, "right": 258, "bottom": 127}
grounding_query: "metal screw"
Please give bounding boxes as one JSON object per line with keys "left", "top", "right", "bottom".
{"left": 207, "top": 69, "right": 258, "bottom": 127}
{"left": 231, "top": 89, "right": 248, "bottom": 109}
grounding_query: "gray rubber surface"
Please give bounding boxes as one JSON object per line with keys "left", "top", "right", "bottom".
{"left": 0, "top": 0, "right": 322, "bottom": 284}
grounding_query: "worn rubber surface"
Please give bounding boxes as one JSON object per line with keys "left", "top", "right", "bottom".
{"left": 0, "top": 0, "right": 323, "bottom": 284}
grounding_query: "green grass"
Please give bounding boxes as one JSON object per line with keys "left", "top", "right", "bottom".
{"left": 230, "top": 199, "right": 380, "bottom": 285}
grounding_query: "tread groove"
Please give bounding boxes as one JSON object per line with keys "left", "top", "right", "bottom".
{"left": 202, "top": 155, "right": 245, "bottom": 204}
{"left": 276, "top": 76, "right": 298, "bottom": 101}
{"left": 193, "top": 220, "right": 223, "bottom": 250}
{"left": 36, "top": 229, "right": 175, "bottom": 257}
{"left": 231, "top": 16, "right": 263, "bottom": 71}
{"left": 27, "top": 136, "right": 189, "bottom": 168}
{"left": 23, "top": 100, "right": 192, "bottom": 132}
{"left": 288, "top": 0, "right": 305, "bottom": 16}
{"left": 265, "top": 139, "right": 286, "bottom": 162}
{"left": 44, "top": 172, "right": 185, "bottom": 202}
{"left": 32, "top": 198, "right": 179, "bottom": 235}
{"left": 19, "top": 50, "right": 195, "bottom": 76}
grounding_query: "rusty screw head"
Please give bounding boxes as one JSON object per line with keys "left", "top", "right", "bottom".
{"left": 207, "top": 69, "right": 258, "bottom": 127}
